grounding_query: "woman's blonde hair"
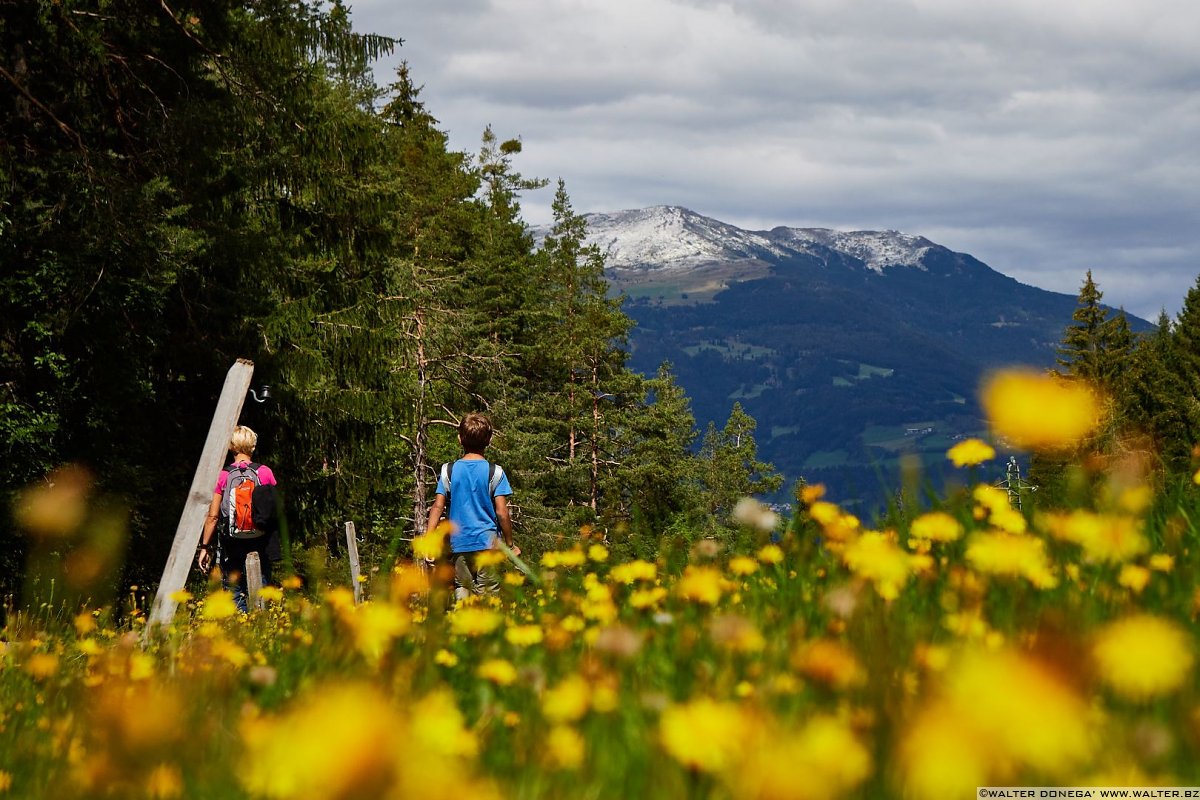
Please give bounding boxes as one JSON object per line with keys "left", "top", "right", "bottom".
{"left": 230, "top": 425, "right": 258, "bottom": 456}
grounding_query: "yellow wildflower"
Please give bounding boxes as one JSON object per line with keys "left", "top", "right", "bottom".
{"left": 144, "top": 763, "right": 183, "bottom": 799}
{"left": 946, "top": 438, "right": 995, "bottom": 467}
{"left": 588, "top": 543, "right": 609, "bottom": 562}
{"left": 630, "top": 586, "right": 668, "bottom": 609}
{"left": 809, "top": 500, "right": 842, "bottom": 526}
{"left": 739, "top": 716, "right": 871, "bottom": 800}
{"left": 809, "top": 502, "right": 862, "bottom": 544}
{"left": 325, "top": 587, "right": 357, "bottom": 612}
{"left": 842, "top": 532, "right": 912, "bottom": 600}
{"left": 546, "top": 725, "right": 586, "bottom": 770}
{"left": 410, "top": 690, "right": 478, "bottom": 759}
{"left": 676, "top": 566, "right": 726, "bottom": 605}
{"left": 756, "top": 544, "right": 785, "bottom": 565}
{"left": 202, "top": 590, "right": 239, "bottom": 620}
{"left": 792, "top": 639, "right": 866, "bottom": 690}
{"left": 900, "top": 647, "right": 1091, "bottom": 798}
{"left": 542, "top": 675, "right": 591, "bottom": 723}
{"left": 965, "top": 531, "right": 1058, "bottom": 589}
{"left": 256, "top": 585, "right": 283, "bottom": 603}
{"left": 973, "top": 485, "right": 1026, "bottom": 533}
{"left": 1117, "top": 564, "right": 1151, "bottom": 593}
{"left": 434, "top": 649, "right": 458, "bottom": 667}
{"left": 239, "top": 683, "right": 400, "bottom": 799}
{"left": 448, "top": 606, "right": 502, "bottom": 637}
{"left": 505, "top": 624, "right": 544, "bottom": 647}
{"left": 899, "top": 701, "right": 991, "bottom": 800}
{"left": 1047, "top": 509, "right": 1149, "bottom": 563}
{"left": 1093, "top": 614, "right": 1193, "bottom": 701}
{"left": 74, "top": 610, "right": 98, "bottom": 636}
{"left": 981, "top": 368, "right": 1100, "bottom": 451}
{"left": 129, "top": 650, "right": 158, "bottom": 679}
{"left": 800, "top": 483, "right": 826, "bottom": 504}
{"left": 348, "top": 602, "right": 409, "bottom": 664}
{"left": 1149, "top": 553, "right": 1175, "bottom": 572}
{"left": 411, "top": 529, "right": 445, "bottom": 561}
{"left": 909, "top": 511, "right": 963, "bottom": 542}
{"left": 1116, "top": 484, "right": 1154, "bottom": 514}
{"left": 728, "top": 555, "right": 759, "bottom": 576}
{"left": 477, "top": 658, "right": 518, "bottom": 686}
{"left": 660, "top": 699, "right": 752, "bottom": 773}
{"left": 542, "top": 548, "right": 587, "bottom": 569}
{"left": 24, "top": 652, "right": 59, "bottom": 680}
{"left": 610, "top": 560, "right": 657, "bottom": 584}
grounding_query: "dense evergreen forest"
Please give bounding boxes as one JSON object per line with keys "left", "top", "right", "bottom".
{"left": 0, "top": 1, "right": 780, "bottom": 600}
{"left": 4, "top": 2, "right": 1199, "bottom": 604}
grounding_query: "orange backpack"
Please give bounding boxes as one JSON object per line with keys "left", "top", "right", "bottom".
{"left": 222, "top": 463, "right": 264, "bottom": 539}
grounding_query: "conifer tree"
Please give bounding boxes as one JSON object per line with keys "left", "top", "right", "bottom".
{"left": 696, "top": 403, "right": 783, "bottom": 527}
{"left": 1122, "top": 311, "right": 1191, "bottom": 469}
{"left": 1057, "top": 271, "right": 1114, "bottom": 385}
{"left": 610, "top": 363, "right": 701, "bottom": 550}
{"left": 1168, "top": 276, "right": 1200, "bottom": 457}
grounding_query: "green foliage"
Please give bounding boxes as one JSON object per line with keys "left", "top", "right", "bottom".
{"left": 2, "top": 3, "right": 745, "bottom": 596}
{"left": 696, "top": 402, "right": 783, "bottom": 531}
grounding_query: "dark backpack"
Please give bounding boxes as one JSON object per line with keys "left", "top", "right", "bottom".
{"left": 221, "top": 462, "right": 266, "bottom": 539}
{"left": 440, "top": 461, "right": 504, "bottom": 501}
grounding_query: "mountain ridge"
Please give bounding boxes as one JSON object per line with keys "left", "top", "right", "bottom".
{"left": 535, "top": 206, "right": 1147, "bottom": 507}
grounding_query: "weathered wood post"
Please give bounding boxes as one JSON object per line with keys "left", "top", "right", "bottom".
{"left": 345, "top": 521, "right": 363, "bottom": 604}
{"left": 147, "top": 359, "right": 255, "bottom": 631}
{"left": 245, "top": 552, "right": 265, "bottom": 611}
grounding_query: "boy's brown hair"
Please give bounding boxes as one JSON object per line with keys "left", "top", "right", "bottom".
{"left": 459, "top": 412, "right": 493, "bottom": 453}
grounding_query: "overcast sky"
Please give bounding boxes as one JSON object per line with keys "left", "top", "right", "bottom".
{"left": 347, "top": 0, "right": 1199, "bottom": 321}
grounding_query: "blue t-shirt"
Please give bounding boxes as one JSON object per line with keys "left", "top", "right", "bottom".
{"left": 436, "top": 459, "right": 513, "bottom": 553}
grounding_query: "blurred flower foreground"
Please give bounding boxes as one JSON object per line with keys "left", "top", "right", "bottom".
{"left": 4, "top": 368, "right": 1200, "bottom": 798}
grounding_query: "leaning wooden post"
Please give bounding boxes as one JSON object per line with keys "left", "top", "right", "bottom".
{"left": 244, "top": 552, "right": 265, "bottom": 611}
{"left": 345, "top": 521, "right": 363, "bottom": 604}
{"left": 147, "top": 359, "right": 255, "bottom": 631}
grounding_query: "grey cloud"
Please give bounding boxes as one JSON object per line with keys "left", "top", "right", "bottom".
{"left": 348, "top": 0, "right": 1200, "bottom": 320}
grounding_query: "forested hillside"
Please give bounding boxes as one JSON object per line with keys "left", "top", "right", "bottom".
{"left": 0, "top": 1, "right": 778, "bottom": 599}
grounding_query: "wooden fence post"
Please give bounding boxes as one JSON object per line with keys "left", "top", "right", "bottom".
{"left": 345, "top": 521, "right": 363, "bottom": 604}
{"left": 244, "top": 552, "right": 265, "bottom": 611}
{"left": 147, "top": 359, "right": 255, "bottom": 631}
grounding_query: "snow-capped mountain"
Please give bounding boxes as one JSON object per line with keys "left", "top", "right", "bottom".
{"left": 538, "top": 204, "right": 1148, "bottom": 508}
{"left": 551, "top": 205, "right": 937, "bottom": 275}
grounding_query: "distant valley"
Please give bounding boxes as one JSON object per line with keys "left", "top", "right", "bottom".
{"left": 541, "top": 206, "right": 1149, "bottom": 507}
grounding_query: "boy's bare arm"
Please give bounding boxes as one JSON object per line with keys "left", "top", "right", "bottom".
{"left": 494, "top": 495, "right": 514, "bottom": 547}
{"left": 426, "top": 495, "right": 446, "bottom": 534}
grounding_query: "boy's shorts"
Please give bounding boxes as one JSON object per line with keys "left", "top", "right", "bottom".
{"left": 452, "top": 551, "right": 500, "bottom": 601}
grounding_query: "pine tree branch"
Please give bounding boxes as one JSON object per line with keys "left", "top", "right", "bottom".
{"left": 0, "top": 65, "right": 86, "bottom": 150}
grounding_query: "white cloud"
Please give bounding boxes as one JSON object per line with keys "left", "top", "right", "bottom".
{"left": 348, "top": 0, "right": 1200, "bottom": 320}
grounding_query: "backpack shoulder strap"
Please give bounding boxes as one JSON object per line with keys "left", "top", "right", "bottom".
{"left": 440, "top": 462, "right": 451, "bottom": 498}
{"left": 488, "top": 463, "right": 504, "bottom": 495}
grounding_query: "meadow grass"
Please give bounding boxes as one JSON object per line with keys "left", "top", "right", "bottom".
{"left": 3, "top": 370, "right": 1200, "bottom": 798}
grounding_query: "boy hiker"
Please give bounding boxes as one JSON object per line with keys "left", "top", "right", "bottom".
{"left": 197, "top": 425, "right": 280, "bottom": 612}
{"left": 425, "top": 413, "right": 514, "bottom": 601}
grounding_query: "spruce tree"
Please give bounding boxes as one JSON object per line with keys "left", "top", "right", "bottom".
{"left": 696, "top": 403, "right": 783, "bottom": 528}
{"left": 1122, "top": 311, "right": 1191, "bottom": 469}
{"left": 1056, "top": 270, "right": 1111, "bottom": 384}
